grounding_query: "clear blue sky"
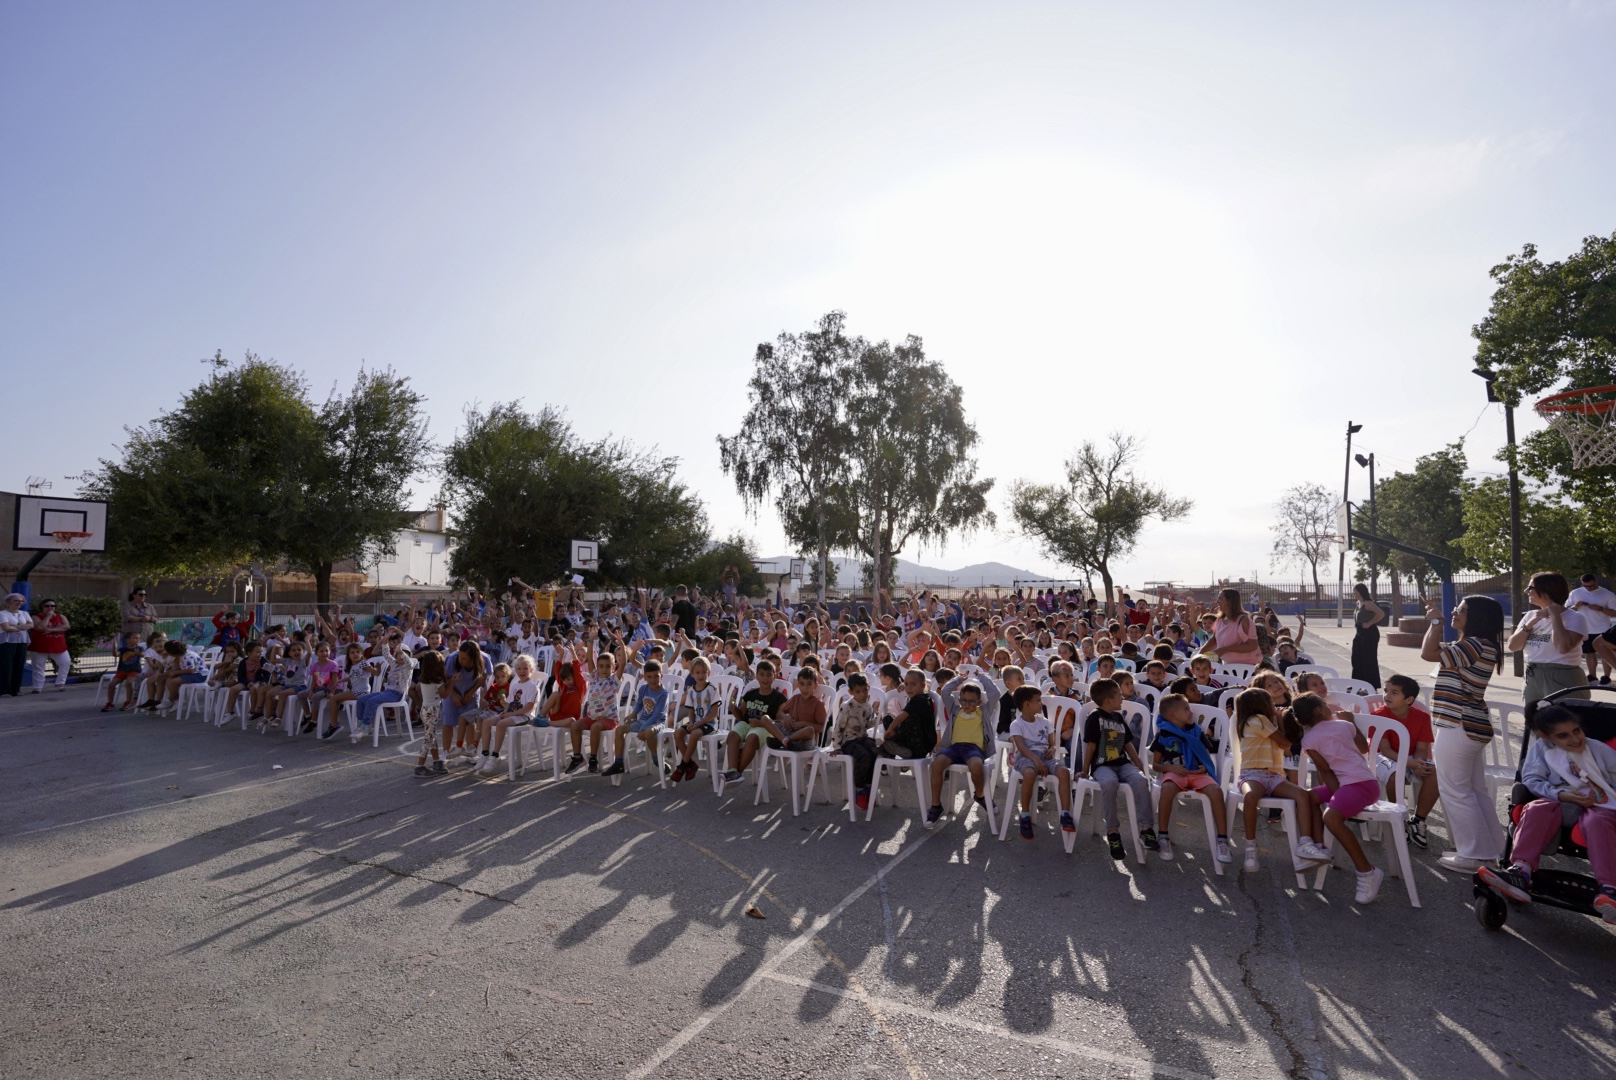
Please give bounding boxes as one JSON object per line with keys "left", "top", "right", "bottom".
{"left": 5, "top": 2, "right": 1613, "bottom": 587}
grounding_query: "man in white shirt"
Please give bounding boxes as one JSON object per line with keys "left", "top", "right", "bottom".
{"left": 1569, "top": 573, "right": 1616, "bottom": 684}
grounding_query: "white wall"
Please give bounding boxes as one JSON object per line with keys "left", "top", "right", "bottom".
{"left": 371, "top": 529, "right": 455, "bottom": 587}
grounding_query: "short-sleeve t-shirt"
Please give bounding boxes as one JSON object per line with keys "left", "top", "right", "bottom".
{"left": 680, "top": 682, "right": 719, "bottom": 724}
{"left": 1369, "top": 704, "right": 1434, "bottom": 759}
{"left": 1238, "top": 712, "right": 1283, "bottom": 774}
{"left": 738, "top": 686, "right": 787, "bottom": 726}
{"left": 834, "top": 697, "right": 879, "bottom": 743}
{"left": 1082, "top": 708, "right": 1135, "bottom": 769}
{"left": 1301, "top": 718, "right": 1377, "bottom": 787}
{"left": 505, "top": 676, "right": 541, "bottom": 715}
{"left": 1519, "top": 608, "right": 1591, "bottom": 668}
{"left": 584, "top": 674, "right": 621, "bottom": 721}
{"left": 1009, "top": 714, "right": 1054, "bottom": 760}
{"left": 1570, "top": 585, "right": 1616, "bottom": 634}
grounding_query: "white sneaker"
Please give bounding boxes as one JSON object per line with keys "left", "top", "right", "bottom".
{"left": 478, "top": 756, "right": 502, "bottom": 776}
{"left": 1296, "top": 839, "right": 1333, "bottom": 865}
{"left": 1214, "top": 838, "right": 1233, "bottom": 863}
{"left": 1439, "top": 853, "right": 1484, "bottom": 874}
{"left": 1243, "top": 843, "right": 1259, "bottom": 872}
{"left": 1157, "top": 836, "right": 1174, "bottom": 861}
{"left": 1354, "top": 866, "right": 1385, "bottom": 904}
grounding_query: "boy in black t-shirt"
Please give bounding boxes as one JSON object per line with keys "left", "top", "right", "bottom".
{"left": 721, "top": 660, "right": 787, "bottom": 784}
{"left": 881, "top": 669, "right": 939, "bottom": 760}
{"left": 1081, "top": 679, "right": 1158, "bottom": 861}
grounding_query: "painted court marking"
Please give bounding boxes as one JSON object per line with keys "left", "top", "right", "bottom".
{"left": 625, "top": 827, "right": 937, "bottom": 1080}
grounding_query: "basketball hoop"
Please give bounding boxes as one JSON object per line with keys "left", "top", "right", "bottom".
{"left": 51, "top": 530, "right": 92, "bottom": 554}
{"left": 1535, "top": 384, "right": 1616, "bottom": 469}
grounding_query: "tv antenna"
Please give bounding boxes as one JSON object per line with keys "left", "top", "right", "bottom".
{"left": 25, "top": 476, "right": 51, "bottom": 495}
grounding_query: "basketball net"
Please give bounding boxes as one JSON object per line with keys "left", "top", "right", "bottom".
{"left": 51, "top": 530, "right": 91, "bottom": 555}
{"left": 1536, "top": 385, "right": 1616, "bottom": 470}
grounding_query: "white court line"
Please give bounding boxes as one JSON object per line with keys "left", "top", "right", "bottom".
{"left": 763, "top": 972, "right": 1218, "bottom": 1080}
{"left": 8, "top": 757, "right": 389, "bottom": 837}
{"left": 625, "top": 830, "right": 936, "bottom": 1080}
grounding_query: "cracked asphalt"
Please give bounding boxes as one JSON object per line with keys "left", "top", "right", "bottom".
{"left": 3, "top": 668, "right": 1615, "bottom": 1080}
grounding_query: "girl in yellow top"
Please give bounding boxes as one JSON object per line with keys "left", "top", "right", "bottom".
{"left": 1232, "top": 688, "right": 1327, "bottom": 872}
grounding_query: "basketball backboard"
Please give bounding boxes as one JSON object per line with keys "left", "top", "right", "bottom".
{"left": 570, "top": 540, "right": 599, "bottom": 571}
{"left": 13, "top": 495, "right": 108, "bottom": 552}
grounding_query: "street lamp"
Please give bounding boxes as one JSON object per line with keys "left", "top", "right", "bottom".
{"left": 1337, "top": 422, "right": 1363, "bottom": 627}
{"left": 1474, "top": 366, "right": 1525, "bottom": 675}
{"left": 1355, "top": 452, "right": 1377, "bottom": 598}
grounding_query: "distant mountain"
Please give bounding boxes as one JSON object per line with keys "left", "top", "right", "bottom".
{"left": 760, "top": 555, "right": 1046, "bottom": 588}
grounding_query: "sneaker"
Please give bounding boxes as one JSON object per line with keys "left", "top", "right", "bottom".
{"left": 1244, "top": 843, "right": 1259, "bottom": 872}
{"left": 1158, "top": 836, "right": 1175, "bottom": 860}
{"left": 414, "top": 765, "right": 431, "bottom": 776}
{"left": 974, "top": 795, "right": 987, "bottom": 810}
{"left": 1106, "top": 832, "right": 1126, "bottom": 861}
{"left": 477, "top": 756, "right": 502, "bottom": 776}
{"left": 722, "top": 769, "right": 744, "bottom": 785}
{"left": 101, "top": 703, "right": 113, "bottom": 713}
{"left": 1060, "top": 811, "right": 1076, "bottom": 833}
{"left": 855, "top": 790, "right": 870, "bottom": 812}
{"left": 1354, "top": 866, "right": 1385, "bottom": 904}
{"left": 1602, "top": 675, "right": 1611, "bottom": 686}
{"left": 1406, "top": 817, "right": 1429, "bottom": 849}
{"left": 602, "top": 760, "right": 625, "bottom": 777}
{"left": 1214, "top": 838, "right": 1232, "bottom": 864}
{"left": 1478, "top": 864, "right": 1533, "bottom": 904}
{"left": 1141, "top": 827, "right": 1160, "bottom": 852}
{"left": 1295, "top": 839, "right": 1333, "bottom": 864}
{"left": 432, "top": 760, "right": 447, "bottom": 775}
{"left": 564, "top": 755, "right": 585, "bottom": 774}
{"left": 1595, "top": 887, "right": 1616, "bottom": 924}
{"left": 1439, "top": 853, "right": 1485, "bottom": 874}
{"left": 925, "top": 806, "right": 943, "bottom": 828}
{"left": 1019, "top": 815, "right": 1034, "bottom": 840}
{"left": 587, "top": 756, "right": 599, "bottom": 774}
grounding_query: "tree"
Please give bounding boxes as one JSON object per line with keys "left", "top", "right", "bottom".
{"left": 1010, "top": 434, "right": 1191, "bottom": 609}
{"left": 838, "top": 335, "right": 995, "bottom": 596}
{"left": 1460, "top": 478, "right": 1587, "bottom": 577}
{"left": 668, "top": 533, "right": 767, "bottom": 600}
{"left": 441, "top": 403, "right": 708, "bottom": 588}
{"left": 81, "top": 352, "right": 429, "bottom": 608}
{"left": 718, "top": 312, "right": 860, "bottom": 602}
{"left": 1270, "top": 483, "right": 1335, "bottom": 600}
{"left": 1349, "top": 442, "right": 1471, "bottom": 590}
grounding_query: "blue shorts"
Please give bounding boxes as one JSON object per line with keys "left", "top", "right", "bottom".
{"left": 179, "top": 673, "right": 207, "bottom": 685}
{"left": 938, "top": 743, "right": 985, "bottom": 766}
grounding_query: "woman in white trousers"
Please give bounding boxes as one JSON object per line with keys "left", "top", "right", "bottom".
{"left": 28, "top": 598, "right": 72, "bottom": 692}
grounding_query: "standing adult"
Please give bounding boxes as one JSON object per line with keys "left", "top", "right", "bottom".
{"left": 1568, "top": 572, "right": 1616, "bottom": 685}
{"left": 671, "top": 584, "right": 698, "bottom": 639}
{"left": 28, "top": 598, "right": 72, "bottom": 692}
{"left": 0, "top": 593, "right": 32, "bottom": 696}
{"left": 1421, "top": 594, "right": 1506, "bottom": 873}
{"left": 121, "top": 587, "right": 158, "bottom": 641}
{"left": 1508, "top": 572, "right": 1591, "bottom": 707}
{"left": 1350, "top": 583, "right": 1385, "bottom": 688}
{"left": 1210, "top": 588, "right": 1261, "bottom": 666}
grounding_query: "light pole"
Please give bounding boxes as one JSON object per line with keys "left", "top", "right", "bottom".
{"left": 1474, "top": 367, "right": 1524, "bottom": 675}
{"left": 1355, "top": 452, "right": 1377, "bottom": 599}
{"left": 1337, "top": 421, "right": 1363, "bottom": 627}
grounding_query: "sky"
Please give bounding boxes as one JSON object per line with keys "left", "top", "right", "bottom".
{"left": 5, "top": 2, "right": 1614, "bottom": 590}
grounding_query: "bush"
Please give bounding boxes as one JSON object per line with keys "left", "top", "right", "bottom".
{"left": 48, "top": 595, "right": 122, "bottom": 669}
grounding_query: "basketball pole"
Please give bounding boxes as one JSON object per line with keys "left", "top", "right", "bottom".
{"left": 1337, "top": 421, "right": 1362, "bottom": 628}
{"left": 1476, "top": 368, "right": 1525, "bottom": 676}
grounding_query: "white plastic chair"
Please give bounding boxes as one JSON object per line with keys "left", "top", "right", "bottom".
{"left": 374, "top": 699, "right": 414, "bottom": 745}
{"left": 1310, "top": 714, "right": 1421, "bottom": 907}
{"left": 1284, "top": 664, "right": 1338, "bottom": 681}
{"left": 754, "top": 685, "right": 834, "bottom": 815}
{"left": 1146, "top": 711, "right": 1226, "bottom": 876}
{"left": 1215, "top": 663, "right": 1256, "bottom": 683}
{"left": 1324, "top": 677, "right": 1376, "bottom": 698}
{"left": 1221, "top": 736, "right": 1311, "bottom": 889}
{"left": 1069, "top": 702, "right": 1151, "bottom": 862}
{"left": 1484, "top": 701, "right": 1525, "bottom": 800}
{"left": 865, "top": 692, "right": 943, "bottom": 825}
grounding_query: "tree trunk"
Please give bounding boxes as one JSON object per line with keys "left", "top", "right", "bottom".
{"left": 1310, "top": 559, "right": 1321, "bottom": 602}
{"left": 315, "top": 561, "right": 333, "bottom": 621}
{"left": 1099, "top": 567, "right": 1115, "bottom": 619}
{"left": 817, "top": 506, "right": 829, "bottom": 606}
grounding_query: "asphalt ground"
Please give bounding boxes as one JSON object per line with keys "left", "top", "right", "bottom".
{"left": 3, "top": 641, "right": 1615, "bottom": 1080}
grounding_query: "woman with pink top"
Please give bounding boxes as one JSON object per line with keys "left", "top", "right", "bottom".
{"left": 1211, "top": 588, "right": 1261, "bottom": 666}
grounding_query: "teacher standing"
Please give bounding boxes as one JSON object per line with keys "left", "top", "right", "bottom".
{"left": 1350, "top": 583, "right": 1385, "bottom": 688}
{"left": 1508, "top": 572, "right": 1591, "bottom": 707}
{"left": 0, "top": 593, "right": 31, "bottom": 696}
{"left": 1421, "top": 594, "right": 1506, "bottom": 873}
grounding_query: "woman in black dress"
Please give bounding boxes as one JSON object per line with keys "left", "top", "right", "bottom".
{"left": 1350, "top": 583, "right": 1385, "bottom": 687}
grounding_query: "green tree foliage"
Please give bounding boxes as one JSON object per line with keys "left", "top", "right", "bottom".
{"left": 718, "top": 312, "right": 860, "bottom": 601}
{"left": 53, "top": 595, "right": 121, "bottom": 666}
{"left": 1460, "top": 478, "right": 1589, "bottom": 577}
{"left": 669, "top": 533, "right": 767, "bottom": 599}
{"left": 80, "top": 353, "right": 429, "bottom": 607}
{"left": 838, "top": 335, "right": 994, "bottom": 595}
{"left": 1270, "top": 482, "right": 1335, "bottom": 600}
{"left": 1350, "top": 442, "right": 1471, "bottom": 589}
{"left": 442, "top": 403, "right": 708, "bottom": 588}
{"left": 1010, "top": 434, "right": 1190, "bottom": 609}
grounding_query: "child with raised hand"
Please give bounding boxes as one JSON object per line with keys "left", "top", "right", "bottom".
{"left": 1232, "top": 687, "right": 1324, "bottom": 872}
{"left": 1081, "top": 678, "right": 1157, "bottom": 859}
{"left": 1481, "top": 705, "right": 1616, "bottom": 921}
{"left": 1152, "top": 693, "right": 1232, "bottom": 863}
{"left": 571, "top": 650, "right": 620, "bottom": 774}
{"left": 670, "top": 656, "right": 720, "bottom": 783}
{"left": 263, "top": 640, "right": 308, "bottom": 729}
{"left": 926, "top": 678, "right": 996, "bottom": 827}
{"left": 413, "top": 650, "right": 448, "bottom": 776}
{"left": 331, "top": 643, "right": 371, "bottom": 739}
{"left": 604, "top": 660, "right": 669, "bottom": 777}
{"left": 1293, "top": 692, "right": 1385, "bottom": 904}
{"left": 1009, "top": 684, "right": 1075, "bottom": 839}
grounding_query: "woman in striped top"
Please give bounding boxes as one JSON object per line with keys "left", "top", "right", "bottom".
{"left": 1420, "top": 594, "right": 1506, "bottom": 874}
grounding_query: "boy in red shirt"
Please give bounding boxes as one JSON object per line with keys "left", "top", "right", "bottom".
{"left": 1370, "top": 673, "right": 1438, "bottom": 848}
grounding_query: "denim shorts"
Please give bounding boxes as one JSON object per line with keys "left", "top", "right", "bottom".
{"left": 938, "top": 743, "right": 985, "bottom": 766}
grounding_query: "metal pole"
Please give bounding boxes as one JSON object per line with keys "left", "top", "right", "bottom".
{"left": 1337, "top": 422, "right": 1357, "bottom": 628}
{"left": 1368, "top": 453, "right": 1377, "bottom": 601}
{"left": 1506, "top": 402, "right": 1525, "bottom": 676}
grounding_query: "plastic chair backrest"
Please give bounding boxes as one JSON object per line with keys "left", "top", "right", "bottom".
{"left": 1325, "top": 677, "right": 1376, "bottom": 698}
{"left": 1327, "top": 692, "right": 1370, "bottom": 715}
{"left": 1284, "top": 664, "right": 1338, "bottom": 681}
{"left": 1359, "top": 713, "right": 1411, "bottom": 808}
{"left": 1187, "top": 704, "right": 1226, "bottom": 755}
{"left": 1216, "top": 663, "right": 1256, "bottom": 683}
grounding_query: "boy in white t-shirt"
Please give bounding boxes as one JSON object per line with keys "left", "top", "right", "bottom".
{"left": 1008, "top": 685, "right": 1075, "bottom": 840}
{"left": 1569, "top": 573, "right": 1616, "bottom": 684}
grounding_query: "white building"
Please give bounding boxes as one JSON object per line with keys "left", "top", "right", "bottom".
{"left": 369, "top": 507, "right": 456, "bottom": 589}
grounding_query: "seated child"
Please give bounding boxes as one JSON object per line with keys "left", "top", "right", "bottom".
{"left": 1232, "top": 687, "right": 1324, "bottom": 872}
{"left": 1294, "top": 693, "right": 1385, "bottom": 904}
{"left": 604, "top": 660, "right": 670, "bottom": 777}
{"left": 834, "top": 673, "right": 882, "bottom": 811}
{"left": 926, "top": 677, "right": 996, "bottom": 826}
{"left": 574, "top": 652, "right": 622, "bottom": 773}
{"left": 670, "top": 656, "right": 721, "bottom": 783}
{"left": 1481, "top": 705, "right": 1616, "bottom": 921}
{"left": 995, "top": 665, "right": 1026, "bottom": 734}
{"left": 1152, "top": 693, "right": 1232, "bottom": 863}
{"left": 877, "top": 668, "right": 940, "bottom": 763}
{"left": 1009, "top": 684, "right": 1074, "bottom": 839}
{"left": 474, "top": 653, "right": 542, "bottom": 775}
{"left": 1368, "top": 673, "right": 1437, "bottom": 847}
{"left": 721, "top": 660, "right": 788, "bottom": 784}
{"left": 1081, "top": 678, "right": 1157, "bottom": 859}
{"left": 105, "top": 633, "right": 145, "bottom": 713}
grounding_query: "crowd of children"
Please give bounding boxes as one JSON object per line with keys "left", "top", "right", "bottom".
{"left": 93, "top": 581, "right": 1526, "bottom": 909}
